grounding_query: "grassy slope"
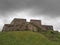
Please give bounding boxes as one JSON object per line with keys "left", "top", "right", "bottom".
{"left": 0, "top": 31, "right": 60, "bottom": 45}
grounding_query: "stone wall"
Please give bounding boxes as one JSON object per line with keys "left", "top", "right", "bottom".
{"left": 2, "top": 24, "right": 15, "bottom": 32}
{"left": 42, "top": 25, "right": 53, "bottom": 30}
{"left": 2, "top": 18, "right": 54, "bottom": 32}
{"left": 27, "top": 23, "right": 38, "bottom": 32}
{"left": 30, "top": 19, "right": 41, "bottom": 27}
{"left": 11, "top": 18, "right": 26, "bottom": 25}
{"left": 2, "top": 24, "right": 27, "bottom": 32}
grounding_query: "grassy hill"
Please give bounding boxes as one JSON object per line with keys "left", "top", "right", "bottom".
{"left": 0, "top": 31, "right": 60, "bottom": 45}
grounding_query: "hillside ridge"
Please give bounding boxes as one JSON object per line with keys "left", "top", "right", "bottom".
{"left": 0, "top": 31, "right": 60, "bottom": 45}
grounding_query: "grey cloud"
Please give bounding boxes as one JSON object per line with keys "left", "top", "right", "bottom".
{"left": 30, "top": 0, "right": 60, "bottom": 17}
{"left": 0, "top": 0, "right": 60, "bottom": 17}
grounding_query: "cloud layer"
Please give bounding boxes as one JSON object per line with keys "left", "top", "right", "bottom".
{"left": 0, "top": 0, "right": 60, "bottom": 31}
{"left": 0, "top": 0, "right": 60, "bottom": 17}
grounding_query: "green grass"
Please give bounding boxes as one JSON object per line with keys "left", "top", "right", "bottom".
{"left": 39, "top": 30, "right": 60, "bottom": 41}
{"left": 0, "top": 31, "right": 60, "bottom": 45}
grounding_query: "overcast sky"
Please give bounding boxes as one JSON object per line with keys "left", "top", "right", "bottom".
{"left": 0, "top": 0, "right": 60, "bottom": 31}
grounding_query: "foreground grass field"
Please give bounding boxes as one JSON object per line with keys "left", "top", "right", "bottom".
{"left": 0, "top": 31, "right": 60, "bottom": 45}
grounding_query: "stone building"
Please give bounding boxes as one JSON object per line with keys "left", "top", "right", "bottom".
{"left": 2, "top": 18, "right": 53, "bottom": 32}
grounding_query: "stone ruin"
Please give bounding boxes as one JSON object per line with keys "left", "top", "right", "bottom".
{"left": 2, "top": 18, "right": 53, "bottom": 32}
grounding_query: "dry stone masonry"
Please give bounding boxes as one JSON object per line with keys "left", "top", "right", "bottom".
{"left": 2, "top": 18, "right": 53, "bottom": 32}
